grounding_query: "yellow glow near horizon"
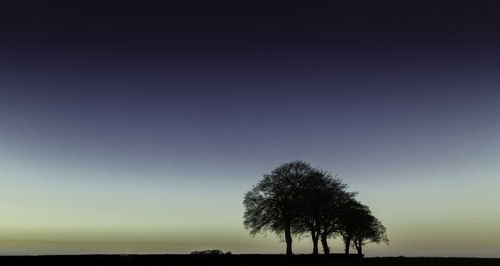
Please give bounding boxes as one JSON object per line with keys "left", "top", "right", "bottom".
{"left": 1, "top": 146, "right": 500, "bottom": 257}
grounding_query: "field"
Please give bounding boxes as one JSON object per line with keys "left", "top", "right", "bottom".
{"left": 0, "top": 255, "right": 499, "bottom": 266}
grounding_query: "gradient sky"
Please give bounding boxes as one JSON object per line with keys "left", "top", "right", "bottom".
{"left": 1, "top": 1, "right": 500, "bottom": 256}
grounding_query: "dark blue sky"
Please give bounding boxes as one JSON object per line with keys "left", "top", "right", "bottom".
{"left": 1, "top": 1, "right": 500, "bottom": 255}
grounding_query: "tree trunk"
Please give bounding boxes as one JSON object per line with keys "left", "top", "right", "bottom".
{"left": 321, "top": 234, "right": 330, "bottom": 255}
{"left": 356, "top": 240, "right": 362, "bottom": 255}
{"left": 344, "top": 237, "right": 351, "bottom": 254}
{"left": 284, "top": 223, "right": 293, "bottom": 256}
{"left": 311, "top": 233, "right": 319, "bottom": 255}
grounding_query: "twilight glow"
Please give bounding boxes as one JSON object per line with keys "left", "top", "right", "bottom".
{"left": 0, "top": 1, "right": 499, "bottom": 257}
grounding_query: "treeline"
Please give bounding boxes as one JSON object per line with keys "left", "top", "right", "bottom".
{"left": 243, "top": 161, "right": 388, "bottom": 256}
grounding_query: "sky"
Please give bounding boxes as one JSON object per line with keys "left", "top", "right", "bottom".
{"left": 0, "top": 1, "right": 500, "bottom": 256}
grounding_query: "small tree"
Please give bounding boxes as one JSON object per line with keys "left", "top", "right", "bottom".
{"left": 294, "top": 171, "right": 354, "bottom": 255}
{"left": 243, "top": 161, "right": 313, "bottom": 256}
{"left": 293, "top": 169, "right": 330, "bottom": 255}
{"left": 338, "top": 199, "right": 388, "bottom": 255}
{"left": 318, "top": 185, "right": 356, "bottom": 254}
{"left": 351, "top": 216, "right": 388, "bottom": 255}
{"left": 337, "top": 199, "right": 370, "bottom": 254}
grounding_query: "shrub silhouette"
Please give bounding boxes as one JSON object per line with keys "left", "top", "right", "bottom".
{"left": 190, "top": 249, "right": 231, "bottom": 255}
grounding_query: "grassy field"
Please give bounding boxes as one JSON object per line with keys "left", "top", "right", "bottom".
{"left": 0, "top": 255, "right": 499, "bottom": 266}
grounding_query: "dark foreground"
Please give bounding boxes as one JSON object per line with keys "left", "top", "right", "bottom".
{"left": 0, "top": 255, "right": 499, "bottom": 266}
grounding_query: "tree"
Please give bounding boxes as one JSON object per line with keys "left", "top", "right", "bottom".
{"left": 293, "top": 169, "right": 330, "bottom": 255}
{"left": 317, "top": 184, "right": 356, "bottom": 255}
{"left": 294, "top": 171, "right": 354, "bottom": 255}
{"left": 337, "top": 199, "right": 370, "bottom": 254}
{"left": 351, "top": 216, "right": 388, "bottom": 255}
{"left": 244, "top": 161, "right": 389, "bottom": 256}
{"left": 338, "top": 199, "right": 388, "bottom": 255}
{"left": 243, "top": 161, "right": 313, "bottom": 256}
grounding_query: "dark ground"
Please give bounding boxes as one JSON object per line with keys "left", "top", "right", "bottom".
{"left": 0, "top": 255, "right": 499, "bottom": 266}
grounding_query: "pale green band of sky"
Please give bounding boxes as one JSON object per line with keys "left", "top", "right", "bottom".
{"left": 1, "top": 139, "right": 499, "bottom": 257}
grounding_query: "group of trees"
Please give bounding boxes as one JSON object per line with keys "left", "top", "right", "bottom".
{"left": 243, "top": 161, "right": 388, "bottom": 256}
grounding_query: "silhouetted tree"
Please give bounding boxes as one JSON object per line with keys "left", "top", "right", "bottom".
{"left": 351, "top": 216, "right": 388, "bottom": 255}
{"left": 337, "top": 199, "right": 370, "bottom": 254}
{"left": 338, "top": 199, "right": 388, "bottom": 255}
{"left": 293, "top": 169, "right": 329, "bottom": 255}
{"left": 244, "top": 161, "right": 389, "bottom": 256}
{"left": 317, "top": 185, "right": 356, "bottom": 255}
{"left": 294, "top": 171, "right": 354, "bottom": 255}
{"left": 243, "top": 161, "right": 313, "bottom": 256}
